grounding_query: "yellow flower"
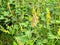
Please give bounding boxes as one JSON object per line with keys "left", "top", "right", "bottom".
{"left": 58, "top": 28, "right": 60, "bottom": 35}
{"left": 46, "top": 8, "right": 50, "bottom": 25}
{"left": 31, "top": 6, "right": 39, "bottom": 27}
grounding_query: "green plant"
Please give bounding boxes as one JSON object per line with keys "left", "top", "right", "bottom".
{"left": 0, "top": 0, "right": 60, "bottom": 45}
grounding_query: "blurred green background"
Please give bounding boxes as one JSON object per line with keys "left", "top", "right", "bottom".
{"left": 0, "top": 0, "right": 60, "bottom": 45}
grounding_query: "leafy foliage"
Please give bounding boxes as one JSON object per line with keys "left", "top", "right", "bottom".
{"left": 0, "top": 0, "right": 60, "bottom": 45}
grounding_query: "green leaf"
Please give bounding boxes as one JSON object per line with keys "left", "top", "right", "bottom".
{"left": 13, "top": 41, "right": 17, "bottom": 45}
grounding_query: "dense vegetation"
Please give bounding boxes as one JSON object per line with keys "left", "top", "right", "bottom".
{"left": 0, "top": 0, "right": 60, "bottom": 45}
